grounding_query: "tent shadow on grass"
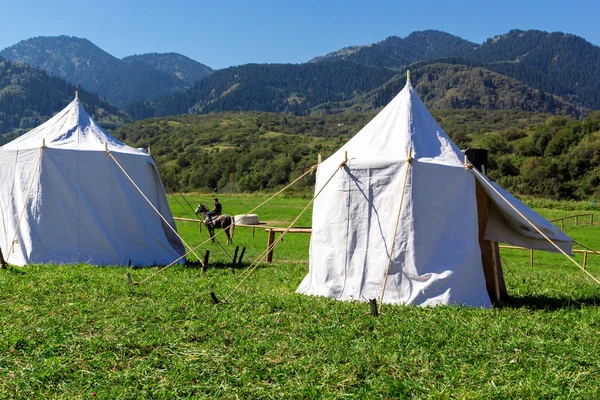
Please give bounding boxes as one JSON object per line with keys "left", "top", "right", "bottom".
{"left": 1, "top": 266, "right": 26, "bottom": 275}
{"left": 497, "top": 295, "right": 600, "bottom": 310}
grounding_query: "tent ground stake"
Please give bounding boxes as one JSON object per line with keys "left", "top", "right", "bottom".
{"left": 210, "top": 292, "right": 220, "bottom": 304}
{"left": 369, "top": 299, "right": 379, "bottom": 317}
{"left": 237, "top": 247, "right": 246, "bottom": 265}
{"left": 530, "top": 250, "right": 534, "bottom": 268}
{"left": 202, "top": 250, "right": 210, "bottom": 272}
{"left": 232, "top": 246, "right": 239, "bottom": 265}
{"left": 126, "top": 273, "right": 133, "bottom": 284}
{"left": 584, "top": 251, "right": 588, "bottom": 270}
{"left": 0, "top": 247, "right": 6, "bottom": 269}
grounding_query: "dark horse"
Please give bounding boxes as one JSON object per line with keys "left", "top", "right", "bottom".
{"left": 195, "top": 203, "right": 235, "bottom": 245}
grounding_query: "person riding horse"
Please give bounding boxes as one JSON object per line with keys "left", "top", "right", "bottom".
{"left": 206, "top": 198, "right": 222, "bottom": 223}
{"left": 195, "top": 200, "right": 235, "bottom": 245}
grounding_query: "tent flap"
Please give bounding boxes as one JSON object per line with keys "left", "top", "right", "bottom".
{"left": 474, "top": 173, "right": 573, "bottom": 255}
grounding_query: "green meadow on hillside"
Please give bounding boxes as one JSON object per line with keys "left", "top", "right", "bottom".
{"left": 1, "top": 194, "right": 600, "bottom": 398}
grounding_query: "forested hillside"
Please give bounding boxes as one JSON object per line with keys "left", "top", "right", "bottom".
{"left": 3, "top": 30, "right": 599, "bottom": 118}
{"left": 129, "top": 61, "right": 586, "bottom": 120}
{"left": 122, "top": 53, "right": 213, "bottom": 86}
{"left": 310, "top": 30, "right": 476, "bottom": 68}
{"left": 0, "top": 56, "right": 129, "bottom": 140}
{"left": 125, "top": 62, "right": 398, "bottom": 119}
{"left": 316, "top": 63, "right": 585, "bottom": 117}
{"left": 0, "top": 36, "right": 199, "bottom": 106}
{"left": 314, "top": 30, "right": 600, "bottom": 110}
{"left": 111, "top": 109, "right": 600, "bottom": 201}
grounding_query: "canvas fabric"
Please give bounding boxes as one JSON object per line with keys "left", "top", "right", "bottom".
{"left": 0, "top": 99, "right": 185, "bottom": 266}
{"left": 297, "top": 80, "right": 572, "bottom": 307}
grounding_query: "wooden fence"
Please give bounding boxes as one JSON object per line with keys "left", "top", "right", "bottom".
{"left": 550, "top": 213, "right": 594, "bottom": 229}
{"left": 499, "top": 245, "right": 596, "bottom": 270}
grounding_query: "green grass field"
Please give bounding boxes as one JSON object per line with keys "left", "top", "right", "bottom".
{"left": 2, "top": 194, "right": 600, "bottom": 398}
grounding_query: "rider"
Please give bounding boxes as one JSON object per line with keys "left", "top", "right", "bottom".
{"left": 206, "top": 198, "right": 222, "bottom": 222}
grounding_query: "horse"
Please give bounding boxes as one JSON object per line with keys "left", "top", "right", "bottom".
{"left": 195, "top": 203, "right": 235, "bottom": 245}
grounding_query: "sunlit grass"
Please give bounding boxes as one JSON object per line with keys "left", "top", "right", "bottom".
{"left": 1, "top": 195, "right": 600, "bottom": 398}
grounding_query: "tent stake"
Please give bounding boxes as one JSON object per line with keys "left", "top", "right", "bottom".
{"left": 232, "top": 246, "right": 239, "bottom": 265}
{"left": 210, "top": 292, "right": 220, "bottom": 304}
{"left": 369, "top": 299, "right": 379, "bottom": 317}
{"left": 0, "top": 247, "right": 6, "bottom": 269}
{"left": 530, "top": 249, "right": 534, "bottom": 269}
{"left": 238, "top": 247, "right": 246, "bottom": 265}
{"left": 202, "top": 250, "right": 210, "bottom": 272}
{"left": 126, "top": 273, "right": 133, "bottom": 284}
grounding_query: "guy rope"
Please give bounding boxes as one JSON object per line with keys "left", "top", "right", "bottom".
{"left": 378, "top": 148, "right": 412, "bottom": 314}
{"left": 219, "top": 158, "right": 346, "bottom": 303}
{"left": 106, "top": 144, "right": 202, "bottom": 262}
{"left": 129, "top": 163, "right": 319, "bottom": 285}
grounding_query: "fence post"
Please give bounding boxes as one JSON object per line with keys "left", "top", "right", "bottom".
{"left": 561, "top": 220, "right": 564, "bottom": 230}
{"left": 576, "top": 216, "right": 579, "bottom": 226}
{"left": 584, "top": 251, "right": 588, "bottom": 270}
{"left": 591, "top": 214, "right": 594, "bottom": 226}
{"left": 266, "top": 229, "right": 275, "bottom": 263}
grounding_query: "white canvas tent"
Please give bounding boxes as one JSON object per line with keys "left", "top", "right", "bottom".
{"left": 0, "top": 98, "right": 185, "bottom": 266}
{"left": 297, "top": 76, "right": 572, "bottom": 307}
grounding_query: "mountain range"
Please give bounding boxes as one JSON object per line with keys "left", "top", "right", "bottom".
{"left": 1, "top": 30, "right": 600, "bottom": 137}
{"left": 0, "top": 36, "right": 212, "bottom": 107}
{"left": 130, "top": 29, "right": 600, "bottom": 119}
{"left": 313, "top": 30, "right": 600, "bottom": 110}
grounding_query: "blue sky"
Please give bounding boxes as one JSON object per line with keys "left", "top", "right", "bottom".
{"left": 1, "top": 0, "right": 599, "bottom": 69}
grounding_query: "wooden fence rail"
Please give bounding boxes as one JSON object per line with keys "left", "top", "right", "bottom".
{"left": 499, "top": 245, "right": 596, "bottom": 270}
{"left": 549, "top": 213, "right": 594, "bottom": 229}
{"left": 266, "top": 228, "right": 312, "bottom": 262}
